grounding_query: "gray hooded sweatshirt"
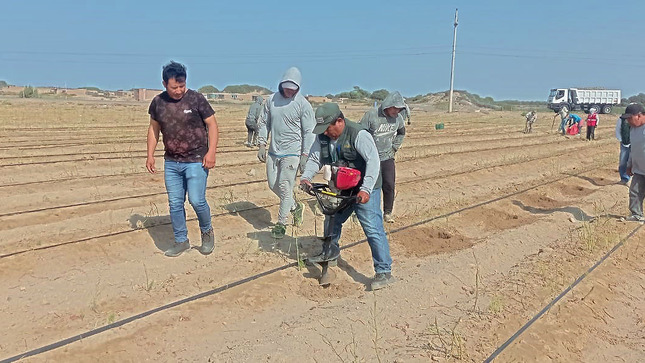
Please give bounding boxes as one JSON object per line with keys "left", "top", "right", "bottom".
{"left": 257, "top": 67, "right": 316, "bottom": 158}
{"left": 245, "top": 95, "right": 264, "bottom": 128}
{"left": 359, "top": 91, "right": 407, "bottom": 161}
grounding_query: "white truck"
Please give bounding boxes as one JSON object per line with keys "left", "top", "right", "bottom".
{"left": 547, "top": 88, "right": 621, "bottom": 114}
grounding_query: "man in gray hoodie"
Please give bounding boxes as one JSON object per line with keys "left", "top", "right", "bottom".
{"left": 257, "top": 67, "right": 316, "bottom": 238}
{"left": 360, "top": 91, "right": 407, "bottom": 223}
{"left": 244, "top": 95, "right": 264, "bottom": 147}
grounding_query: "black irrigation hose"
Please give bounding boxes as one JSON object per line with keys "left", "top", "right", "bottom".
{"left": 1, "top": 150, "right": 608, "bottom": 258}
{"left": 0, "top": 146, "right": 250, "bottom": 162}
{"left": 483, "top": 224, "right": 643, "bottom": 362}
{"left": 0, "top": 145, "right": 248, "bottom": 161}
{"left": 0, "top": 135, "right": 244, "bottom": 150}
{"left": 0, "top": 162, "right": 611, "bottom": 361}
{"left": 0, "top": 156, "right": 261, "bottom": 168}
{"left": 0, "top": 172, "right": 152, "bottom": 189}
{"left": 0, "top": 200, "right": 279, "bottom": 259}
{"left": 0, "top": 135, "right": 549, "bottom": 165}
{"left": 0, "top": 262, "right": 298, "bottom": 363}
{"left": 0, "top": 125, "right": 143, "bottom": 131}
{"left": 1, "top": 141, "right": 609, "bottom": 219}
{"left": 0, "top": 178, "right": 267, "bottom": 218}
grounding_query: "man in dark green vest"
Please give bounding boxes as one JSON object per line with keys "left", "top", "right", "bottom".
{"left": 300, "top": 103, "right": 395, "bottom": 290}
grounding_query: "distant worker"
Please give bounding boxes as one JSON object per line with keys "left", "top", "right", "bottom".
{"left": 524, "top": 110, "right": 537, "bottom": 133}
{"left": 256, "top": 66, "right": 316, "bottom": 239}
{"left": 244, "top": 96, "right": 264, "bottom": 147}
{"left": 585, "top": 108, "right": 599, "bottom": 140}
{"left": 146, "top": 61, "right": 218, "bottom": 257}
{"left": 616, "top": 114, "right": 631, "bottom": 184}
{"left": 566, "top": 113, "right": 582, "bottom": 135}
{"left": 360, "top": 91, "right": 407, "bottom": 223}
{"left": 557, "top": 108, "right": 569, "bottom": 135}
{"left": 622, "top": 103, "right": 645, "bottom": 222}
{"left": 401, "top": 101, "right": 412, "bottom": 125}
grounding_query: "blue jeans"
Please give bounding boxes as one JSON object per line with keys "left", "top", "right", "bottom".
{"left": 164, "top": 160, "right": 212, "bottom": 243}
{"left": 559, "top": 118, "right": 568, "bottom": 135}
{"left": 330, "top": 189, "right": 393, "bottom": 274}
{"left": 619, "top": 144, "right": 631, "bottom": 182}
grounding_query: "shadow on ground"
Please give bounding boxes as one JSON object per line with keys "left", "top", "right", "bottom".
{"left": 566, "top": 173, "right": 619, "bottom": 187}
{"left": 224, "top": 201, "right": 272, "bottom": 230}
{"left": 128, "top": 214, "right": 175, "bottom": 252}
{"left": 511, "top": 200, "right": 594, "bottom": 221}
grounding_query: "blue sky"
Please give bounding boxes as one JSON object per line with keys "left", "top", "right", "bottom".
{"left": 1, "top": 0, "right": 643, "bottom": 100}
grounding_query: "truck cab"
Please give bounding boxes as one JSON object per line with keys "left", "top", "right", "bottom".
{"left": 547, "top": 88, "right": 578, "bottom": 114}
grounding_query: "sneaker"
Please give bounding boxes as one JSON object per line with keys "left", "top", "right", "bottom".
{"left": 623, "top": 215, "right": 645, "bottom": 223}
{"left": 383, "top": 213, "right": 395, "bottom": 223}
{"left": 291, "top": 201, "right": 305, "bottom": 226}
{"left": 619, "top": 179, "right": 630, "bottom": 185}
{"left": 199, "top": 228, "right": 215, "bottom": 255}
{"left": 165, "top": 240, "right": 190, "bottom": 257}
{"left": 271, "top": 223, "right": 286, "bottom": 239}
{"left": 371, "top": 272, "right": 396, "bottom": 291}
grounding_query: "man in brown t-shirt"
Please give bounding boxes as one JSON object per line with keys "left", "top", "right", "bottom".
{"left": 146, "top": 61, "right": 219, "bottom": 257}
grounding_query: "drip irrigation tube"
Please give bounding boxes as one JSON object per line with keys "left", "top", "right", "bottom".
{"left": 484, "top": 224, "right": 643, "bottom": 362}
{"left": 0, "top": 163, "right": 613, "bottom": 361}
{"left": 0, "top": 152, "right": 613, "bottom": 258}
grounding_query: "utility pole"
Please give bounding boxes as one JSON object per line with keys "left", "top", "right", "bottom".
{"left": 448, "top": 8, "right": 458, "bottom": 113}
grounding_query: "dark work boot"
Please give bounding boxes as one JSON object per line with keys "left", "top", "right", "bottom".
{"left": 371, "top": 272, "right": 396, "bottom": 291}
{"left": 165, "top": 240, "right": 190, "bottom": 257}
{"left": 199, "top": 228, "right": 215, "bottom": 255}
{"left": 307, "top": 238, "right": 340, "bottom": 263}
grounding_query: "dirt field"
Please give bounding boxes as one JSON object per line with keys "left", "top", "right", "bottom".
{"left": 1, "top": 98, "right": 643, "bottom": 362}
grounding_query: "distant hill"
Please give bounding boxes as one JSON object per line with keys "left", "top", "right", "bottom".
{"left": 222, "top": 84, "right": 271, "bottom": 94}
{"left": 405, "top": 90, "right": 546, "bottom": 112}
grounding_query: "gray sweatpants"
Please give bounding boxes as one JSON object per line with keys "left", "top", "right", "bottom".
{"left": 266, "top": 154, "right": 299, "bottom": 225}
{"left": 629, "top": 173, "right": 645, "bottom": 217}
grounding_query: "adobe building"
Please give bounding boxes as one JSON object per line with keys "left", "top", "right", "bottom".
{"left": 134, "top": 88, "right": 163, "bottom": 101}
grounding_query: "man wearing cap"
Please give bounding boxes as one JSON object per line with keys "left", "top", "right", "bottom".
{"left": 622, "top": 103, "right": 645, "bottom": 222}
{"left": 359, "top": 91, "right": 407, "bottom": 223}
{"left": 257, "top": 67, "right": 316, "bottom": 238}
{"left": 300, "top": 103, "right": 395, "bottom": 291}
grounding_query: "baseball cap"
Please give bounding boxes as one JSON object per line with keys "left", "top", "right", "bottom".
{"left": 281, "top": 81, "right": 299, "bottom": 90}
{"left": 313, "top": 103, "right": 342, "bottom": 134}
{"left": 620, "top": 103, "right": 645, "bottom": 119}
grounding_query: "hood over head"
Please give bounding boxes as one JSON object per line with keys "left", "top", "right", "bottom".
{"left": 380, "top": 91, "right": 406, "bottom": 112}
{"left": 279, "top": 67, "right": 302, "bottom": 95}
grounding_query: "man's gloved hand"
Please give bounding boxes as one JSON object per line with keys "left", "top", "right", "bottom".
{"left": 257, "top": 144, "right": 267, "bottom": 163}
{"left": 298, "top": 154, "right": 308, "bottom": 174}
{"left": 356, "top": 190, "right": 370, "bottom": 204}
{"left": 300, "top": 179, "right": 313, "bottom": 194}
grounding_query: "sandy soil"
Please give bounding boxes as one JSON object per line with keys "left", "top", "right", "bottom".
{"left": 0, "top": 98, "right": 643, "bottom": 362}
